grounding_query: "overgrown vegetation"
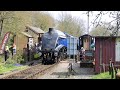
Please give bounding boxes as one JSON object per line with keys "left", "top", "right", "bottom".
{"left": 0, "top": 51, "right": 28, "bottom": 75}
{"left": 0, "top": 63, "right": 28, "bottom": 75}
{"left": 0, "top": 55, "right": 4, "bottom": 63}
{"left": 34, "top": 53, "right": 40, "bottom": 60}
{"left": 11, "top": 50, "right": 25, "bottom": 64}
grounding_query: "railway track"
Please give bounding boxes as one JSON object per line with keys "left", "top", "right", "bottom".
{"left": 0, "top": 63, "right": 58, "bottom": 79}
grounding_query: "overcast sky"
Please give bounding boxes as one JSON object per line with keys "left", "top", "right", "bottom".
{"left": 47, "top": 11, "right": 115, "bottom": 33}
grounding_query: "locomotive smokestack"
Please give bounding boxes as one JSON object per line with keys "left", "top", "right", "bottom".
{"left": 49, "top": 28, "right": 54, "bottom": 33}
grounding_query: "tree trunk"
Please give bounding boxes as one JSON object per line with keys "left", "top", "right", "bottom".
{"left": 0, "top": 19, "right": 4, "bottom": 37}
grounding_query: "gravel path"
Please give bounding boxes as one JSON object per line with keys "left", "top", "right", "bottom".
{"left": 38, "top": 60, "right": 95, "bottom": 79}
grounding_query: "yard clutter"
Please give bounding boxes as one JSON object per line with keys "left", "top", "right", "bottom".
{"left": 116, "top": 72, "right": 120, "bottom": 79}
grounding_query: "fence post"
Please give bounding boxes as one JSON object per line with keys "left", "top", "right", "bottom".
{"left": 111, "top": 62, "right": 114, "bottom": 79}
{"left": 103, "top": 63, "right": 105, "bottom": 72}
{"left": 109, "top": 60, "right": 112, "bottom": 75}
{"left": 114, "top": 67, "right": 118, "bottom": 79}
{"left": 27, "top": 43, "right": 30, "bottom": 61}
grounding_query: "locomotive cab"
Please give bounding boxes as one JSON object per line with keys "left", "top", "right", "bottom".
{"left": 79, "top": 34, "right": 95, "bottom": 67}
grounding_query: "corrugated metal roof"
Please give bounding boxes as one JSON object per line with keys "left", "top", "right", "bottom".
{"left": 81, "top": 34, "right": 92, "bottom": 37}
{"left": 94, "top": 36, "right": 120, "bottom": 38}
{"left": 21, "top": 32, "right": 33, "bottom": 37}
{"left": 54, "top": 30, "right": 66, "bottom": 38}
{"left": 26, "top": 25, "right": 45, "bottom": 34}
{"left": 64, "top": 32, "right": 77, "bottom": 38}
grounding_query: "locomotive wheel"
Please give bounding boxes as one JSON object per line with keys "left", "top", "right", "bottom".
{"left": 42, "top": 59, "right": 47, "bottom": 65}
{"left": 53, "top": 59, "right": 56, "bottom": 63}
{"left": 42, "top": 61, "right": 45, "bottom": 65}
{"left": 58, "top": 56, "right": 62, "bottom": 62}
{"left": 42, "top": 60, "right": 44, "bottom": 65}
{"left": 56, "top": 57, "right": 59, "bottom": 63}
{"left": 50, "top": 60, "right": 54, "bottom": 64}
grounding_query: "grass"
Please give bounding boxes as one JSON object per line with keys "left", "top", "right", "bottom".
{"left": 92, "top": 72, "right": 112, "bottom": 79}
{"left": 92, "top": 68, "right": 120, "bottom": 79}
{"left": 0, "top": 63, "right": 28, "bottom": 75}
{"left": 0, "top": 53, "right": 29, "bottom": 75}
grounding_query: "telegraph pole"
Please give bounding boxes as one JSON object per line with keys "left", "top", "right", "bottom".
{"left": 116, "top": 12, "right": 119, "bottom": 36}
{"left": 87, "top": 11, "right": 90, "bottom": 34}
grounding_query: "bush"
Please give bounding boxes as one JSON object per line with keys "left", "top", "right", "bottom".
{"left": 0, "top": 55, "right": 5, "bottom": 63}
{"left": 12, "top": 50, "right": 25, "bottom": 64}
{"left": 5, "top": 58, "right": 16, "bottom": 64}
{"left": 34, "top": 53, "right": 40, "bottom": 60}
{"left": 14, "top": 53, "right": 24, "bottom": 63}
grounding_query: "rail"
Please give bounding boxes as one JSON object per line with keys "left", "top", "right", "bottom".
{"left": 0, "top": 63, "right": 58, "bottom": 79}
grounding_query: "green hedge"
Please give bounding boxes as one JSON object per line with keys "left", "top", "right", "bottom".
{"left": 34, "top": 53, "right": 40, "bottom": 60}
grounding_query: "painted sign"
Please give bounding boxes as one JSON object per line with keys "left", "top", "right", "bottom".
{"left": 0, "top": 32, "right": 10, "bottom": 54}
{"left": 29, "top": 38, "right": 33, "bottom": 50}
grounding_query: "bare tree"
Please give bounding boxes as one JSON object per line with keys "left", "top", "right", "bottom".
{"left": 88, "top": 11, "right": 120, "bottom": 36}
{"left": 90, "top": 23, "right": 111, "bottom": 36}
{"left": 31, "top": 11, "right": 55, "bottom": 31}
{"left": 0, "top": 11, "right": 14, "bottom": 37}
{"left": 56, "top": 12, "right": 85, "bottom": 37}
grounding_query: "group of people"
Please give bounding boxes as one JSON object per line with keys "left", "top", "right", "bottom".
{"left": 4, "top": 43, "right": 16, "bottom": 61}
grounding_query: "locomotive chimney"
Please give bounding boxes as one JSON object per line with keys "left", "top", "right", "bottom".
{"left": 49, "top": 28, "right": 54, "bottom": 33}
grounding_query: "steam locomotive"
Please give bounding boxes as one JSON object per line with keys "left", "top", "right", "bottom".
{"left": 41, "top": 28, "right": 67, "bottom": 65}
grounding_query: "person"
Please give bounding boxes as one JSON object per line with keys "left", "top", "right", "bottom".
{"left": 4, "top": 50, "right": 7, "bottom": 61}
{"left": 13, "top": 43, "right": 16, "bottom": 55}
{"left": 80, "top": 47, "right": 85, "bottom": 61}
{"left": 92, "top": 59, "right": 95, "bottom": 71}
{"left": 81, "top": 47, "right": 85, "bottom": 55}
{"left": 4, "top": 45, "right": 9, "bottom": 61}
{"left": 90, "top": 43, "right": 95, "bottom": 50}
